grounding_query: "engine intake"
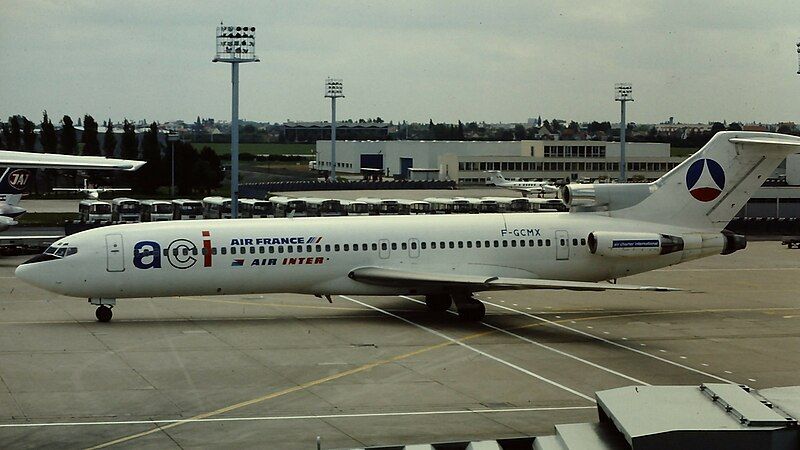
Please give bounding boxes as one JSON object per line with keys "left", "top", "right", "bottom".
{"left": 721, "top": 230, "right": 747, "bottom": 255}
{"left": 588, "top": 231, "right": 685, "bottom": 258}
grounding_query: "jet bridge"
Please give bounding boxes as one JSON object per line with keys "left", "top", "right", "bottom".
{"left": 337, "top": 383, "right": 800, "bottom": 450}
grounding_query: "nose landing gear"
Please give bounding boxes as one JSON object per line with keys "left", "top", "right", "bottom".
{"left": 89, "top": 298, "right": 116, "bottom": 322}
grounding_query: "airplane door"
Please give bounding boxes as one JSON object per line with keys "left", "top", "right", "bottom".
{"left": 378, "top": 239, "right": 390, "bottom": 259}
{"left": 105, "top": 233, "right": 125, "bottom": 272}
{"left": 555, "top": 230, "right": 569, "bottom": 261}
{"left": 408, "top": 238, "right": 420, "bottom": 258}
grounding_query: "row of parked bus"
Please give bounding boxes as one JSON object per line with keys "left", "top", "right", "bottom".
{"left": 78, "top": 195, "right": 568, "bottom": 223}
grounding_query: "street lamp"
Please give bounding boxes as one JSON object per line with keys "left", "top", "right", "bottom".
{"left": 213, "top": 23, "right": 259, "bottom": 218}
{"left": 324, "top": 78, "right": 344, "bottom": 181}
{"left": 167, "top": 133, "right": 180, "bottom": 197}
{"left": 614, "top": 83, "right": 634, "bottom": 183}
{"left": 796, "top": 39, "right": 799, "bottom": 75}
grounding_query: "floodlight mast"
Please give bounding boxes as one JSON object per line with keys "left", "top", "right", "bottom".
{"left": 614, "top": 83, "right": 633, "bottom": 183}
{"left": 324, "top": 78, "right": 344, "bottom": 181}
{"left": 796, "top": 40, "right": 799, "bottom": 75}
{"left": 213, "top": 23, "right": 259, "bottom": 218}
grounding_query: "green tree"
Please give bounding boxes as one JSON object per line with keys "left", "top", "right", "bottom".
{"left": 513, "top": 124, "right": 526, "bottom": 140}
{"left": 727, "top": 122, "right": 743, "bottom": 131}
{"left": 59, "top": 115, "right": 77, "bottom": 155}
{"left": 40, "top": 111, "right": 58, "bottom": 153}
{"left": 120, "top": 120, "right": 138, "bottom": 160}
{"left": 137, "top": 122, "right": 163, "bottom": 193}
{"left": 22, "top": 117, "right": 36, "bottom": 151}
{"left": 173, "top": 141, "right": 199, "bottom": 195}
{"left": 777, "top": 124, "right": 795, "bottom": 135}
{"left": 82, "top": 115, "right": 100, "bottom": 156}
{"left": 102, "top": 119, "right": 117, "bottom": 157}
{"left": 8, "top": 116, "right": 21, "bottom": 150}
{"left": 568, "top": 121, "right": 580, "bottom": 131}
{"left": 199, "top": 146, "right": 224, "bottom": 193}
{"left": 710, "top": 122, "right": 726, "bottom": 134}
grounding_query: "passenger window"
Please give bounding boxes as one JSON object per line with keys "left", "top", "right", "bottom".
{"left": 494, "top": 240, "right": 499, "bottom": 247}
{"left": 440, "top": 241, "right": 445, "bottom": 248}
{"left": 325, "top": 244, "right": 331, "bottom": 252}
{"left": 250, "top": 246, "right": 256, "bottom": 254}
{"left": 381, "top": 243, "right": 387, "bottom": 250}
{"left": 296, "top": 245, "right": 302, "bottom": 253}
{"left": 546, "top": 239, "right": 552, "bottom": 246}
{"left": 529, "top": 239, "right": 535, "bottom": 246}
{"left": 230, "top": 247, "right": 237, "bottom": 255}
{"left": 316, "top": 245, "right": 322, "bottom": 252}
{"left": 502, "top": 241, "right": 508, "bottom": 247}
{"left": 466, "top": 241, "right": 472, "bottom": 248}
{"left": 259, "top": 246, "right": 265, "bottom": 253}
{"left": 411, "top": 242, "right": 417, "bottom": 250}
{"left": 401, "top": 242, "right": 407, "bottom": 250}
{"left": 391, "top": 243, "right": 397, "bottom": 250}
{"left": 520, "top": 240, "right": 525, "bottom": 247}
{"left": 344, "top": 244, "right": 350, "bottom": 251}
{"left": 431, "top": 242, "right": 437, "bottom": 249}
{"left": 212, "top": 247, "right": 218, "bottom": 255}
{"left": 538, "top": 239, "right": 543, "bottom": 246}
{"left": 307, "top": 245, "right": 312, "bottom": 252}
{"left": 269, "top": 246, "right": 275, "bottom": 254}
{"left": 287, "top": 246, "right": 293, "bottom": 253}
{"left": 372, "top": 243, "right": 378, "bottom": 251}
{"left": 221, "top": 247, "right": 227, "bottom": 255}
{"left": 163, "top": 248, "right": 169, "bottom": 256}
{"left": 485, "top": 240, "right": 490, "bottom": 247}
{"left": 449, "top": 241, "right": 455, "bottom": 249}
{"left": 580, "top": 238, "right": 586, "bottom": 246}
{"left": 572, "top": 239, "right": 578, "bottom": 246}
{"left": 560, "top": 239, "right": 565, "bottom": 246}
{"left": 201, "top": 248, "right": 208, "bottom": 255}
{"left": 278, "top": 246, "right": 284, "bottom": 253}
{"left": 458, "top": 241, "right": 464, "bottom": 248}
{"left": 420, "top": 242, "right": 426, "bottom": 249}
{"left": 335, "top": 244, "right": 341, "bottom": 251}
{"left": 475, "top": 241, "right": 481, "bottom": 248}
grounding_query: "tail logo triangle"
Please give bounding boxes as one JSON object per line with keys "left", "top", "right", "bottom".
{"left": 686, "top": 158, "right": 725, "bottom": 202}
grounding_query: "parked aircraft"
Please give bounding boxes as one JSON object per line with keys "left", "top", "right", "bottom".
{"left": 52, "top": 179, "right": 131, "bottom": 200}
{"left": 485, "top": 170, "right": 559, "bottom": 196}
{"left": 0, "top": 152, "right": 143, "bottom": 242}
{"left": 15, "top": 132, "right": 800, "bottom": 323}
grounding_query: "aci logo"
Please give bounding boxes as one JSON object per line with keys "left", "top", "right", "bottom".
{"left": 5, "top": 169, "right": 31, "bottom": 192}
{"left": 686, "top": 158, "right": 725, "bottom": 202}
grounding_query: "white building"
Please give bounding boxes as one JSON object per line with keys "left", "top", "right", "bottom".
{"left": 315, "top": 140, "right": 680, "bottom": 183}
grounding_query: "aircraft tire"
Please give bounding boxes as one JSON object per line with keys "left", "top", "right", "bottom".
{"left": 425, "top": 294, "right": 451, "bottom": 312}
{"left": 96, "top": 305, "right": 112, "bottom": 323}
{"left": 457, "top": 301, "right": 485, "bottom": 321}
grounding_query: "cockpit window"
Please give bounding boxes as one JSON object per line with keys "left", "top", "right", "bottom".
{"left": 55, "top": 247, "right": 67, "bottom": 257}
{"left": 43, "top": 244, "right": 77, "bottom": 258}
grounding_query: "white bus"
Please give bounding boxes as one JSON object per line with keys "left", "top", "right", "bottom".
{"left": 302, "top": 198, "right": 346, "bottom": 217}
{"left": 481, "top": 197, "right": 532, "bottom": 213}
{"left": 140, "top": 200, "right": 173, "bottom": 222}
{"left": 202, "top": 196, "right": 232, "bottom": 219}
{"left": 528, "top": 198, "right": 568, "bottom": 212}
{"left": 340, "top": 200, "right": 370, "bottom": 216}
{"left": 398, "top": 199, "right": 431, "bottom": 215}
{"left": 239, "top": 198, "right": 275, "bottom": 218}
{"left": 356, "top": 198, "right": 411, "bottom": 215}
{"left": 424, "top": 197, "right": 473, "bottom": 214}
{"left": 171, "top": 199, "right": 204, "bottom": 220}
{"left": 78, "top": 200, "right": 112, "bottom": 223}
{"left": 111, "top": 197, "right": 141, "bottom": 223}
{"left": 269, "top": 196, "right": 308, "bottom": 218}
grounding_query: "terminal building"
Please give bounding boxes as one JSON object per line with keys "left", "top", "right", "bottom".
{"left": 315, "top": 140, "right": 682, "bottom": 183}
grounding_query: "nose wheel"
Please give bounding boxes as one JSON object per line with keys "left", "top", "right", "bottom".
{"left": 89, "top": 298, "right": 116, "bottom": 322}
{"left": 95, "top": 305, "right": 113, "bottom": 322}
{"left": 452, "top": 294, "right": 486, "bottom": 321}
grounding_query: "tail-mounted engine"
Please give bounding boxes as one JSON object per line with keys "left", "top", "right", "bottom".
{"left": 588, "top": 232, "right": 684, "bottom": 257}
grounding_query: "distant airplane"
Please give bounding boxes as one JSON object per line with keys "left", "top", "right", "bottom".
{"left": 484, "top": 170, "right": 558, "bottom": 196}
{"left": 53, "top": 179, "right": 131, "bottom": 200}
{"left": 14, "top": 132, "right": 799, "bottom": 322}
{"left": 0, "top": 151, "right": 144, "bottom": 243}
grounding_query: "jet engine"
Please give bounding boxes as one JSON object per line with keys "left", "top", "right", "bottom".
{"left": 588, "top": 232, "right": 685, "bottom": 257}
{"left": 560, "top": 183, "right": 653, "bottom": 211}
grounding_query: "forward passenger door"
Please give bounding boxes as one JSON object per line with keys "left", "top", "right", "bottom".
{"left": 555, "top": 230, "right": 570, "bottom": 261}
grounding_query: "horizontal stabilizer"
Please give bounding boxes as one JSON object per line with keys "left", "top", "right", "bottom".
{"left": 729, "top": 137, "right": 800, "bottom": 147}
{"left": 349, "top": 267, "right": 679, "bottom": 292}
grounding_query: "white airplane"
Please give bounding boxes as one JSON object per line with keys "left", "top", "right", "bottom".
{"left": 0, "top": 151, "right": 143, "bottom": 239}
{"left": 485, "top": 170, "right": 559, "bottom": 196}
{"left": 52, "top": 178, "right": 131, "bottom": 200}
{"left": 14, "top": 132, "right": 800, "bottom": 323}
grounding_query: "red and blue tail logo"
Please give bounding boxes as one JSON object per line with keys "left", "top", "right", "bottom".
{"left": 686, "top": 158, "right": 725, "bottom": 202}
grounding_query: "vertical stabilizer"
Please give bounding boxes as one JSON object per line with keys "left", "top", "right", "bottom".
{"left": 612, "top": 132, "right": 800, "bottom": 231}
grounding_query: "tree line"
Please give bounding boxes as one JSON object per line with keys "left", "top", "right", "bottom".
{"left": 0, "top": 112, "right": 223, "bottom": 196}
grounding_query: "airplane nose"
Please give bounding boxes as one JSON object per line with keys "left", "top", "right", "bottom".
{"left": 14, "top": 254, "right": 56, "bottom": 287}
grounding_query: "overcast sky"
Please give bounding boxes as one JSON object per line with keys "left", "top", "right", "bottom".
{"left": 1, "top": 1, "right": 799, "bottom": 126}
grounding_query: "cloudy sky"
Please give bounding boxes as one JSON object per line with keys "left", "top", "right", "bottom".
{"left": 1, "top": 1, "right": 798, "bottom": 125}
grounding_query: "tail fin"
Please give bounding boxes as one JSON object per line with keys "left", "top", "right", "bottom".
{"left": 613, "top": 132, "right": 800, "bottom": 231}
{"left": 0, "top": 167, "right": 34, "bottom": 206}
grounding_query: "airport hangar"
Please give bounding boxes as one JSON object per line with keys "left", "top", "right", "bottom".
{"left": 314, "top": 139, "right": 682, "bottom": 183}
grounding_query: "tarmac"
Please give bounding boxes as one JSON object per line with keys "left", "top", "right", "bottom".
{"left": 1, "top": 239, "right": 799, "bottom": 449}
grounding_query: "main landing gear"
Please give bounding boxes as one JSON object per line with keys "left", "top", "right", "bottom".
{"left": 424, "top": 294, "right": 486, "bottom": 321}
{"left": 89, "top": 298, "right": 116, "bottom": 322}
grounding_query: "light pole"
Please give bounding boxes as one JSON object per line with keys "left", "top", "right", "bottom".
{"left": 213, "top": 23, "right": 259, "bottom": 218}
{"left": 614, "top": 83, "right": 633, "bottom": 183}
{"left": 167, "top": 133, "right": 179, "bottom": 197}
{"left": 324, "top": 78, "right": 344, "bottom": 181}
{"left": 796, "top": 39, "right": 799, "bottom": 75}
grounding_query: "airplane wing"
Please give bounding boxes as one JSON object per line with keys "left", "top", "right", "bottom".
{"left": 0, "top": 151, "right": 145, "bottom": 171}
{"left": 348, "top": 267, "right": 679, "bottom": 292}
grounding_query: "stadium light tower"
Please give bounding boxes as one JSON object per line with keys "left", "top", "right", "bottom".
{"left": 213, "top": 23, "right": 259, "bottom": 218}
{"left": 324, "top": 78, "right": 344, "bottom": 180}
{"left": 615, "top": 83, "right": 633, "bottom": 183}
{"left": 796, "top": 39, "right": 800, "bottom": 75}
